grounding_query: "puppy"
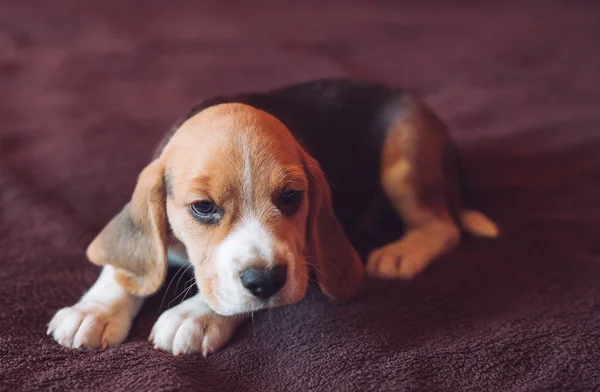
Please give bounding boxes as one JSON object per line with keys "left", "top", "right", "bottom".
{"left": 48, "top": 79, "right": 498, "bottom": 356}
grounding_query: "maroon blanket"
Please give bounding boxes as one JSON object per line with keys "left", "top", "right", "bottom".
{"left": 1, "top": 1, "right": 599, "bottom": 391}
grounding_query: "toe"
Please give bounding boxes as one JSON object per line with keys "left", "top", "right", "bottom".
{"left": 172, "top": 318, "right": 205, "bottom": 356}
{"left": 101, "top": 317, "right": 130, "bottom": 349}
{"left": 53, "top": 310, "right": 84, "bottom": 348}
{"left": 201, "top": 320, "right": 237, "bottom": 357}
{"left": 151, "top": 314, "right": 183, "bottom": 352}
{"left": 73, "top": 315, "right": 104, "bottom": 349}
{"left": 365, "top": 250, "right": 383, "bottom": 275}
{"left": 377, "top": 254, "right": 404, "bottom": 278}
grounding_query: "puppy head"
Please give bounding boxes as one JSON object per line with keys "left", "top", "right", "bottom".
{"left": 87, "top": 103, "right": 363, "bottom": 315}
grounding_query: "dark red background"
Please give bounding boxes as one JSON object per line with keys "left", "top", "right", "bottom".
{"left": 1, "top": 1, "right": 599, "bottom": 390}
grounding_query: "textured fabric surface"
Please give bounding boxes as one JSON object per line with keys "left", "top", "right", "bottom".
{"left": 1, "top": 1, "right": 600, "bottom": 391}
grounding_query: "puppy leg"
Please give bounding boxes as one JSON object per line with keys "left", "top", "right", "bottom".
{"left": 366, "top": 99, "right": 464, "bottom": 279}
{"left": 47, "top": 266, "right": 145, "bottom": 349}
{"left": 150, "top": 293, "right": 246, "bottom": 356}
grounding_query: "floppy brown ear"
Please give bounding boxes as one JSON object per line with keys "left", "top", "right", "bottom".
{"left": 86, "top": 159, "right": 168, "bottom": 297}
{"left": 304, "top": 154, "right": 364, "bottom": 301}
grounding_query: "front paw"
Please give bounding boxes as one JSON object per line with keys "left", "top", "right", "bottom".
{"left": 47, "top": 301, "right": 132, "bottom": 349}
{"left": 150, "top": 304, "right": 242, "bottom": 356}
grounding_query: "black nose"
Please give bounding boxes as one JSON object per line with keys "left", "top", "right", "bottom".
{"left": 239, "top": 265, "right": 287, "bottom": 299}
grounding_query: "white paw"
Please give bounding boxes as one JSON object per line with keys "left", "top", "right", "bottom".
{"left": 150, "top": 302, "right": 242, "bottom": 356}
{"left": 47, "top": 301, "right": 132, "bottom": 349}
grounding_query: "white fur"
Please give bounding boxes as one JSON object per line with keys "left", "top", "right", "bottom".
{"left": 241, "top": 134, "right": 254, "bottom": 209}
{"left": 212, "top": 217, "right": 277, "bottom": 314}
{"left": 47, "top": 266, "right": 144, "bottom": 349}
{"left": 209, "top": 215, "right": 305, "bottom": 315}
{"left": 150, "top": 293, "right": 244, "bottom": 356}
{"left": 218, "top": 217, "right": 276, "bottom": 267}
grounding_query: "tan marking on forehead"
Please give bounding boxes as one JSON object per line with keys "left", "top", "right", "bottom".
{"left": 175, "top": 103, "right": 303, "bottom": 178}
{"left": 162, "top": 103, "right": 302, "bottom": 171}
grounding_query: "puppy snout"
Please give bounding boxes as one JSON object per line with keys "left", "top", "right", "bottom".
{"left": 239, "top": 265, "right": 287, "bottom": 299}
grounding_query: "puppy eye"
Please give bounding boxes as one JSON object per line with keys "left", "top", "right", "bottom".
{"left": 279, "top": 190, "right": 303, "bottom": 206}
{"left": 189, "top": 201, "right": 220, "bottom": 223}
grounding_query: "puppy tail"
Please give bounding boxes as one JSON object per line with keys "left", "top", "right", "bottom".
{"left": 459, "top": 209, "right": 500, "bottom": 238}
{"left": 447, "top": 143, "right": 499, "bottom": 239}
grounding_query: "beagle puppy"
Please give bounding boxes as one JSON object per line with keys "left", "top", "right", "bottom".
{"left": 48, "top": 79, "right": 498, "bottom": 356}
